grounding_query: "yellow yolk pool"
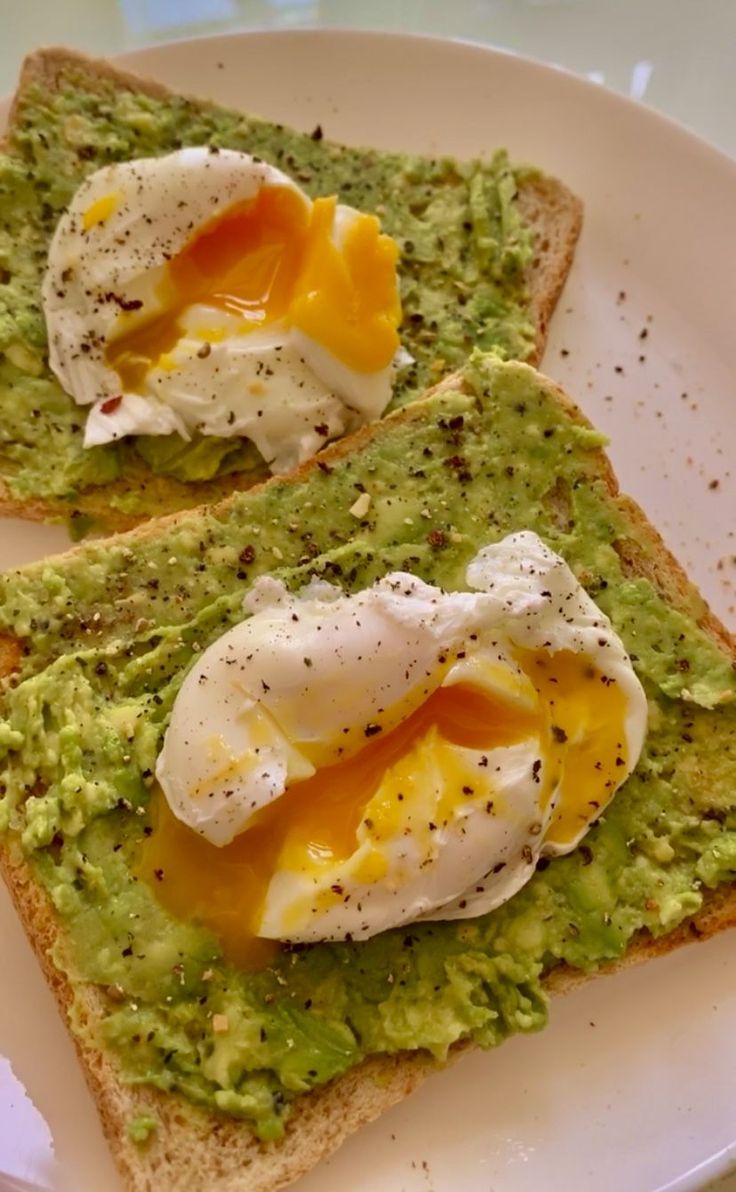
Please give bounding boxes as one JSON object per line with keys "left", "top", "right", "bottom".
{"left": 140, "top": 650, "right": 630, "bottom": 967}
{"left": 106, "top": 185, "right": 401, "bottom": 393}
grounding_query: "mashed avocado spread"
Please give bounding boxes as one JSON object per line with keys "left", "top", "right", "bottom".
{"left": 0, "top": 62, "right": 535, "bottom": 521}
{"left": 0, "top": 356, "right": 734, "bottom": 1141}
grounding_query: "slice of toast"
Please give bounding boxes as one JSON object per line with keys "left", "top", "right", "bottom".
{"left": 1, "top": 355, "right": 733, "bottom": 1191}
{"left": 0, "top": 48, "right": 581, "bottom": 534}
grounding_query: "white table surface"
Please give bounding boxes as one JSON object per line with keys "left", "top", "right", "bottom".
{"left": 1, "top": 6, "right": 734, "bottom": 1191}
{"left": 1, "top": 0, "right": 735, "bottom": 158}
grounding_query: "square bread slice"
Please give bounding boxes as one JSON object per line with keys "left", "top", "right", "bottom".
{"left": 0, "top": 354, "right": 734, "bottom": 1191}
{"left": 0, "top": 48, "right": 581, "bottom": 534}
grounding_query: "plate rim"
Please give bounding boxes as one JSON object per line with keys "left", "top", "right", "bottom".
{"left": 1, "top": 24, "right": 735, "bottom": 1192}
{"left": 2, "top": 27, "right": 735, "bottom": 175}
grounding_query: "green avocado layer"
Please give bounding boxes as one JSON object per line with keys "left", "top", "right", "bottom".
{"left": 0, "top": 63, "right": 534, "bottom": 519}
{"left": 0, "top": 355, "right": 734, "bottom": 1140}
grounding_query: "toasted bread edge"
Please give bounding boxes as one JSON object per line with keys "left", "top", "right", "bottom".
{"left": 0, "top": 46, "right": 581, "bottom": 532}
{"left": 1, "top": 359, "right": 735, "bottom": 1189}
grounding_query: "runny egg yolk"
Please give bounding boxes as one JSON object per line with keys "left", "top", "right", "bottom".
{"left": 519, "top": 649, "right": 630, "bottom": 847}
{"left": 140, "top": 650, "right": 630, "bottom": 968}
{"left": 104, "top": 185, "right": 401, "bottom": 392}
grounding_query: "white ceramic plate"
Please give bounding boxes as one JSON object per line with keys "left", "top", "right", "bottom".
{"left": 1, "top": 29, "right": 735, "bottom": 1192}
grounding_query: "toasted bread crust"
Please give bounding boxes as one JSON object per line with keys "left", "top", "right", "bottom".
{"left": 3, "top": 828, "right": 736, "bottom": 1192}
{"left": 0, "top": 359, "right": 734, "bottom": 1189}
{"left": 0, "top": 47, "right": 582, "bottom": 533}
{"left": 0, "top": 837, "right": 441, "bottom": 1192}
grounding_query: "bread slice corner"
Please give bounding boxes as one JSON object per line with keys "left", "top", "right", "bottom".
{"left": 0, "top": 831, "right": 440, "bottom": 1192}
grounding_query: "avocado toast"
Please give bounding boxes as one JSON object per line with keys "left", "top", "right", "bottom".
{"left": 0, "top": 49, "right": 581, "bottom": 536}
{"left": 0, "top": 353, "right": 734, "bottom": 1190}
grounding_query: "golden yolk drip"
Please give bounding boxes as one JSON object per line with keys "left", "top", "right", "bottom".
{"left": 105, "top": 186, "right": 401, "bottom": 393}
{"left": 140, "top": 683, "right": 535, "bottom": 967}
{"left": 107, "top": 185, "right": 310, "bottom": 391}
{"left": 289, "top": 196, "right": 401, "bottom": 373}
{"left": 517, "top": 648, "right": 631, "bottom": 848}
{"left": 141, "top": 649, "right": 631, "bottom": 967}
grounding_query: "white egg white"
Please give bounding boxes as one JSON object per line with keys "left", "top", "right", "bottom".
{"left": 157, "top": 571, "right": 484, "bottom": 847}
{"left": 41, "top": 148, "right": 402, "bottom": 473}
{"left": 156, "top": 532, "right": 648, "bottom": 942}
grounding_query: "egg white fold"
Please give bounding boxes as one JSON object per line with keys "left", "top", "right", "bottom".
{"left": 157, "top": 572, "right": 486, "bottom": 846}
{"left": 464, "top": 531, "right": 648, "bottom": 791}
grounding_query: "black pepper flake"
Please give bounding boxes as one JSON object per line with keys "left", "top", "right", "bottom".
{"left": 364, "top": 723, "right": 382, "bottom": 737}
{"left": 104, "top": 291, "right": 143, "bottom": 312}
{"left": 579, "top": 844, "right": 594, "bottom": 866}
{"left": 310, "top": 124, "right": 324, "bottom": 141}
{"left": 444, "top": 454, "right": 471, "bottom": 481}
{"left": 427, "top": 529, "right": 447, "bottom": 550}
{"left": 239, "top": 544, "right": 256, "bottom": 564}
{"left": 551, "top": 725, "right": 568, "bottom": 743}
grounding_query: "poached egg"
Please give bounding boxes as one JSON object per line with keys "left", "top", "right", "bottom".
{"left": 42, "top": 148, "right": 403, "bottom": 473}
{"left": 148, "top": 532, "right": 647, "bottom": 962}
